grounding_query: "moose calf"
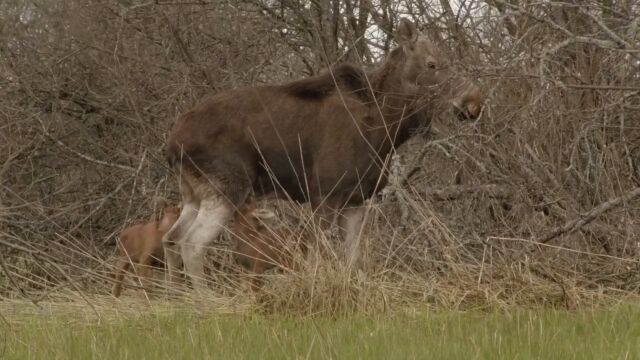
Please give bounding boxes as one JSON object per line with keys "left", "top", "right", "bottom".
{"left": 111, "top": 205, "right": 180, "bottom": 297}
{"left": 233, "top": 197, "right": 306, "bottom": 290}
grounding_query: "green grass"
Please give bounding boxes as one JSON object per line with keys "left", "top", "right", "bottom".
{"left": 2, "top": 304, "right": 640, "bottom": 359}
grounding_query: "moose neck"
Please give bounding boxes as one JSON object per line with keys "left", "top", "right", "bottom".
{"left": 369, "top": 48, "right": 426, "bottom": 150}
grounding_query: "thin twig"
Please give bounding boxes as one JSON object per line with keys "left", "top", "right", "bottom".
{"left": 488, "top": 236, "right": 640, "bottom": 264}
{"left": 32, "top": 254, "right": 101, "bottom": 321}
{"left": 162, "top": 11, "right": 216, "bottom": 88}
{"left": 67, "top": 150, "right": 147, "bottom": 235}
{"left": 35, "top": 114, "right": 136, "bottom": 172}
{"left": 540, "top": 187, "right": 640, "bottom": 243}
{"left": 0, "top": 254, "right": 42, "bottom": 309}
{"left": 420, "top": 184, "right": 512, "bottom": 201}
{"left": 0, "top": 309, "right": 9, "bottom": 327}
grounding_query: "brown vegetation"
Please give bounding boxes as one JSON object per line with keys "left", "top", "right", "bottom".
{"left": 1, "top": 0, "right": 639, "bottom": 312}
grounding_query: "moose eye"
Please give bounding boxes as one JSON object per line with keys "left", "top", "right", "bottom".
{"left": 427, "top": 62, "right": 437, "bottom": 69}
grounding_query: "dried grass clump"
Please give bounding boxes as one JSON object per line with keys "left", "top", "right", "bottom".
{"left": 2, "top": 0, "right": 640, "bottom": 314}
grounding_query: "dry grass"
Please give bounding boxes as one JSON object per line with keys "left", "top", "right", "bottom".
{"left": 1, "top": 0, "right": 640, "bottom": 314}
{"left": 1, "top": 204, "right": 638, "bottom": 315}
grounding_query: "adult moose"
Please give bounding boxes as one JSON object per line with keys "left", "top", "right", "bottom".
{"left": 162, "top": 19, "right": 483, "bottom": 290}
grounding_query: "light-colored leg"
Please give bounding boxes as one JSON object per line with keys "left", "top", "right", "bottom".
{"left": 338, "top": 206, "right": 366, "bottom": 268}
{"left": 316, "top": 204, "right": 338, "bottom": 248}
{"left": 162, "top": 202, "right": 199, "bottom": 283}
{"left": 309, "top": 199, "right": 340, "bottom": 263}
{"left": 315, "top": 202, "right": 339, "bottom": 230}
{"left": 181, "top": 196, "right": 232, "bottom": 291}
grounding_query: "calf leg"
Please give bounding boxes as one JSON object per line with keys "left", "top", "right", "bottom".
{"left": 137, "top": 254, "right": 154, "bottom": 295}
{"left": 249, "top": 260, "right": 267, "bottom": 292}
{"left": 181, "top": 196, "right": 232, "bottom": 291}
{"left": 111, "top": 259, "right": 130, "bottom": 298}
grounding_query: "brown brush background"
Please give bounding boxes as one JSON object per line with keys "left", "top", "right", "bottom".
{"left": 1, "top": 0, "right": 639, "bottom": 312}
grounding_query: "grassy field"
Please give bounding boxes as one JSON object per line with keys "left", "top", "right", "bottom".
{"left": 2, "top": 302, "right": 640, "bottom": 359}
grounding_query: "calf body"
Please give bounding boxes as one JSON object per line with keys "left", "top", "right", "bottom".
{"left": 112, "top": 206, "right": 180, "bottom": 297}
{"left": 233, "top": 197, "right": 305, "bottom": 290}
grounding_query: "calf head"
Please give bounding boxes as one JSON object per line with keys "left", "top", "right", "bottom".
{"left": 158, "top": 205, "right": 180, "bottom": 233}
{"left": 234, "top": 197, "right": 277, "bottom": 235}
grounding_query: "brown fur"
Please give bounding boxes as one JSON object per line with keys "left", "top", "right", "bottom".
{"left": 283, "top": 63, "right": 372, "bottom": 101}
{"left": 111, "top": 206, "right": 180, "bottom": 297}
{"left": 166, "top": 20, "right": 482, "bottom": 210}
{"left": 232, "top": 197, "right": 306, "bottom": 290}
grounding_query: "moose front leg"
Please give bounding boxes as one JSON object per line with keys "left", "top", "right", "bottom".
{"left": 337, "top": 206, "right": 366, "bottom": 268}
{"left": 309, "top": 195, "right": 351, "bottom": 263}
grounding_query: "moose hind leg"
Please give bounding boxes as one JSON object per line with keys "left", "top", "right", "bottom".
{"left": 162, "top": 202, "right": 199, "bottom": 283}
{"left": 181, "top": 196, "right": 232, "bottom": 291}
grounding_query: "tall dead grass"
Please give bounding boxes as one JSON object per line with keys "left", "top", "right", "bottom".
{"left": 1, "top": 0, "right": 639, "bottom": 314}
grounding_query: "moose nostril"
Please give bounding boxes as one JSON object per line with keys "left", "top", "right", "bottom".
{"left": 467, "top": 102, "right": 481, "bottom": 118}
{"left": 456, "top": 109, "right": 471, "bottom": 121}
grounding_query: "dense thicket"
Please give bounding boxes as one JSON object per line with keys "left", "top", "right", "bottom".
{"left": 1, "top": 0, "right": 639, "bottom": 308}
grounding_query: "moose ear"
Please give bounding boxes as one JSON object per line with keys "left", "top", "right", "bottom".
{"left": 396, "top": 18, "right": 418, "bottom": 45}
{"left": 252, "top": 209, "right": 276, "bottom": 221}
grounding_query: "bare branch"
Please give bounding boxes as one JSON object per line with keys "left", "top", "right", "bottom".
{"left": 540, "top": 187, "right": 640, "bottom": 243}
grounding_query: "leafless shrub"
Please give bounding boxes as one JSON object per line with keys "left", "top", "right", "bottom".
{"left": 1, "top": 0, "right": 639, "bottom": 312}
